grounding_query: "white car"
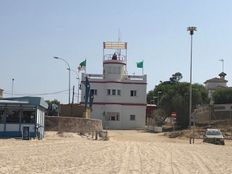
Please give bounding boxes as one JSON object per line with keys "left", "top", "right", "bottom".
{"left": 203, "top": 129, "right": 225, "bottom": 145}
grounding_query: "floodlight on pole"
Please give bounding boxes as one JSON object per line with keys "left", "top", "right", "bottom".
{"left": 53, "top": 56, "right": 71, "bottom": 104}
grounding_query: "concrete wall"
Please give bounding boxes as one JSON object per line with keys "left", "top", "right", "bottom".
{"left": 45, "top": 116, "right": 103, "bottom": 133}
{"left": 45, "top": 116, "right": 59, "bottom": 131}
{"left": 92, "top": 105, "right": 146, "bottom": 129}
{"left": 82, "top": 82, "right": 147, "bottom": 104}
{"left": 80, "top": 73, "right": 147, "bottom": 129}
{"left": 194, "top": 104, "right": 232, "bottom": 123}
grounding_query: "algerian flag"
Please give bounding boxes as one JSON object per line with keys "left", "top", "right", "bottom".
{"left": 136, "top": 61, "right": 143, "bottom": 68}
{"left": 78, "top": 59, "right": 86, "bottom": 72}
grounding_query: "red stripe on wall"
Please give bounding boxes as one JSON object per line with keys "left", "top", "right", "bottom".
{"left": 81, "top": 81, "right": 147, "bottom": 85}
{"left": 103, "top": 61, "right": 126, "bottom": 65}
{"left": 80, "top": 102, "right": 146, "bottom": 106}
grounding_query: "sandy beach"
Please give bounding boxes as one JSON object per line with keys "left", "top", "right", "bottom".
{"left": 0, "top": 130, "right": 231, "bottom": 174}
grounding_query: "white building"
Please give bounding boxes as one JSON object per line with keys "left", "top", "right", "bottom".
{"left": 0, "top": 96, "right": 48, "bottom": 139}
{"left": 204, "top": 72, "right": 227, "bottom": 102}
{"left": 81, "top": 41, "right": 147, "bottom": 129}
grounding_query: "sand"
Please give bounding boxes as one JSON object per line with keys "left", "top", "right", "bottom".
{"left": 0, "top": 130, "right": 231, "bottom": 174}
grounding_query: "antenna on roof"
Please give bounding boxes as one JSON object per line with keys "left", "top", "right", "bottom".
{"left": 117, "top": 28, "right": 121, "bottom": 57}
{"left": 219, "top": 59, "right": 224, "bottom": 72}
{"left": 118, "top": 28, "right": 121, "bottom": 42}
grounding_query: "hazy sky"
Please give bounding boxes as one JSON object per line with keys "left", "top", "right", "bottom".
{"left": 1, "top": 1, "right": 232, "bottom": 103}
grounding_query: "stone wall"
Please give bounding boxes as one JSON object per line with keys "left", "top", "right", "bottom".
{"left": 59, "top": 104, "right": 85, "bottom": 117}
{"left": 45, "top": 116, "right": 103, "bottom": 133}
{"left": 45, "top": 116, "right": 59, "bottom": 131}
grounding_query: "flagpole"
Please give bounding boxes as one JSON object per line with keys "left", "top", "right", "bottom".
{"left": 85, "top": 59, "right": 87, "bottom": 74}
{"left": 142, "top": 60, "right": 144, "bottom": 75}
{"left": 77, "top": 72, "right": 80, "bottom": 103}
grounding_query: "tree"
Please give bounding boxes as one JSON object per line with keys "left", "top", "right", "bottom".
{"left": 213, "top": 88, "right": 232, "bottom": 104}
{"left": 169, "top": 72, "right": 183, "bottom": 83}
{"left": 46, "top": 99, "right": 60, "bottom": 106}
{"left": 147, "top": 73, "right": 209, "bottom": 128}
{"left": 46, "top": 99, "right": 60, "bottom": 116}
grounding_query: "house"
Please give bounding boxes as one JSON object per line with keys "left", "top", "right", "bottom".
{"left": 204, "top": 72, "right": 228, "bottom": 103}
{"left": 80, "top": 41, "right": 147, "bottom": 129}
{"left": 0, "top": 96, "right": 48, "bottom": 139}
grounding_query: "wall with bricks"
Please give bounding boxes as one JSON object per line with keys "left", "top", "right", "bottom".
{"left": 59, "top": 104, "right": 85, "bottom": 117}
{"left": 45, "top": 116, "right": 103, "bottom": 133}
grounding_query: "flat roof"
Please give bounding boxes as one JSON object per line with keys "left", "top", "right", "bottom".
{"left": 0, "top": 96, "right": 48, "bottom": 109}
{"left": 0, "top": 100, "right": 29, "bottom": 104}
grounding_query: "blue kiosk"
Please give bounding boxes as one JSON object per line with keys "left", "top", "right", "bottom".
{"left": 0, "top": 97, "right": 48, "bottom": 139}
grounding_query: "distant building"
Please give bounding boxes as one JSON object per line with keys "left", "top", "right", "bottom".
{"left": 81, "top": 41, "right": 147, "bottom": 129}
{"left": 0, "top": 96, "right": 48, "bottom": 139}
{"left": 204, "top": 72, "right": 228, "bottom": 102}
{"left": 0, "top": 89, "right": 3, "bottom": 98}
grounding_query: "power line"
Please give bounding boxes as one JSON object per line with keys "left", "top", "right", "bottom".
{"left": 3, "top": 89, "right": 69, "bottom": 96}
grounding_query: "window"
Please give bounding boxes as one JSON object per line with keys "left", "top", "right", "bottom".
{"left": 91, "top": 89, "right": 97, "bottom": 96}
{"left": 22, "top": 111, "right": 35, "bottom": 123}
{"left": 106, "top": 112, "right": 120, "bottom": 121}
{"left": 6, "top": 110, "right": 20, "bottom": 123}
{"left": 112, "top": 89, "right": 116, "bottom": 95}
{"left": 130, "top": 115, "right": 136, "bottom": 121}
{"left": 130, "top": 90, "right": 137, "bottom": 97}
{"left": 0, "top": 110, "right": 4, "bottom": 123}
{"left": 107, "top": 89, "right": 121, "bottom": 96}
{"left": 107, "top": 89, "right": 111, "bottom": 95}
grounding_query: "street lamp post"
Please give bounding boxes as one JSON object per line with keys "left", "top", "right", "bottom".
{"left": 69, "top": 68, "right": 80, "bottom": 103}
{"left": 54, "top": 56, "right": 71, "bottom": 104}
{"left": 187, "top": 26, "right": 197, "bottom": 144}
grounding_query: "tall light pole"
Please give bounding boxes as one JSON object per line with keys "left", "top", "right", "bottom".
{"left": 69, "top": 68, "right": 80, "bottom": 103}
{"left": 54, "top": 56, "right": 71, "bottom": 104}
{"left": 187, "top": 26, "right": 197, "bottom": 128}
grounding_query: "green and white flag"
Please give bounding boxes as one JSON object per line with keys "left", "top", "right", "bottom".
{"left": 78, "top": 59, "right": 86, "bottom": 72}
{"left": 136, "top": 60, "right": 144, "bottom": 75}
{"left": 136, "top": 61, "right": 143, "bottom": 68}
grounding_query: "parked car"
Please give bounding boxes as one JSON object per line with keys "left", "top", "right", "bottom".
{"left": 203, "top": 129, "right": 225, "bottom": 145}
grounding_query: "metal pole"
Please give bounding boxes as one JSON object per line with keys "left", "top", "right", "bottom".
{"left": 189, "top": 34, "right": 193, "bottom": 128}
{"left": 11, "top": 78, "right": 14, "bottom": 97}
{"left": 77, "top": 75, "right": 80, "bottom": 103}
{"left": 187, "top": 26, "right": 197, "bottom": 144}
{"left": 69, "top": 67, "right": 71, "bottom": 104}
{"left": 222, "top": 59, "right": 224, "bottom": 72}
{"left": 54, "top": 57, "right": 71, "bottom": 104}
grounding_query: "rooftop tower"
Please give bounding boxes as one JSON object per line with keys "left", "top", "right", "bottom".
{"left": 103, "top": 41, "right": 127, "bottom": 81}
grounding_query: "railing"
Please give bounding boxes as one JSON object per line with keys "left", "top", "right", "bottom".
{"left": 103, "top": 54, "right": 126, "bottom": 62}
{"left": 126, "top": 75, "right": 146, "bottom": 81}
{"left": 83, "top": 74, "right": 146, "bottom": 81}
{"left": 87, "top": 74, "right": 104, "bottom": 80}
